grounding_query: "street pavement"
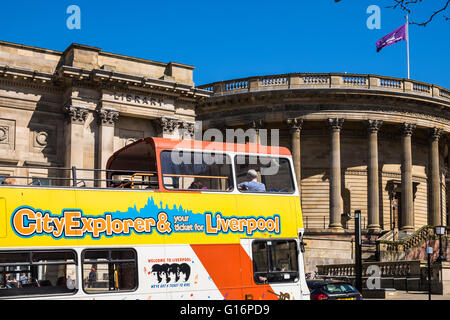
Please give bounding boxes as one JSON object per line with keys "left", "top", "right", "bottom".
{"left": 366, "top": 290, "right": 450, "bottom": 300}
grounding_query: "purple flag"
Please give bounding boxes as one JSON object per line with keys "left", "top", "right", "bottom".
{"left": 376, "top": 23, "right": 407, "bottom": 52}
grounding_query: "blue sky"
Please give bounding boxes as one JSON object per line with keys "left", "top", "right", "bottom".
{"left": 0, "top": 0, "right": 449, "bottom": 88}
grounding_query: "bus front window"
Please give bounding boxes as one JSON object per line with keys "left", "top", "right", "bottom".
{"left": 252, "top": 240, "right": 299, "bottom": 284}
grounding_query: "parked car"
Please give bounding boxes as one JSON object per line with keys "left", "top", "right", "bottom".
{"left": 307, "top": 280, "right": 363, "bottom": 300}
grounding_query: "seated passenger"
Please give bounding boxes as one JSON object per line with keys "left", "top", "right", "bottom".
{"left": 1, "top": 178, "right": 16, "bottom": 185}
{"left": 238, "top": 169, "right": 266, "bottom": 192}
{"left": 189, "top": 181, "right": 207, "bottom": 190}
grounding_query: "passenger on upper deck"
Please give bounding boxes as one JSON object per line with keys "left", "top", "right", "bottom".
{"left": 237, "top": 169, "right": 266, "bottom": 192}
{"left": 189, "top": 181, "right": 207, "bottom": 190}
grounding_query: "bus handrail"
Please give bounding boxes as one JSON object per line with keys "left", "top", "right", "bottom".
{"left": 162, "top": 174, "right": 229, "bottom": 180}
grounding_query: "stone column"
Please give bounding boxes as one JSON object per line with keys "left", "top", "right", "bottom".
{"left": 327, "top": 118, "right": 344, "bottom": 230}
{"left": 400, "top": 123, "right": 416, "bottom": 233}
{"left": 63, "top": 105, "right": 89, "bottom": 186}
{"left": 287, "top": 117, "right": 304, "bottom": 198}
{"left": 429, "top": 127, "right": 443, "bottom": 226}
{"left": 97, "top": 108, "right": 119, "bottom": 187}
{"left": 367, "top": 120, "right": 383, "bottom": 233}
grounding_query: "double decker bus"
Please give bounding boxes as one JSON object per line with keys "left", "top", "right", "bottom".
{"left": 0, "top": 137, "right": 309, "bottom": 300}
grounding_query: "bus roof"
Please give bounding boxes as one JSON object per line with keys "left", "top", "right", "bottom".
{"left": 108, "top": 137, "right": 292, "bottom": 167}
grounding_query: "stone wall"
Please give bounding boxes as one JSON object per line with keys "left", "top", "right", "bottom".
{"left": 0, "top": 41, "right": 209, "bottom": 184}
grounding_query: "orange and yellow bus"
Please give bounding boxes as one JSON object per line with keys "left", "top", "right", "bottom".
{"left": 0, "top": 137, "right": 309, "bottom": 300}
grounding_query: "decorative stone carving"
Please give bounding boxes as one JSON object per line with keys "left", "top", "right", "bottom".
{"left": 286, "top": 117, "right": 304, "bottom": 133}
{"left": 29, "top": 123, "right": 57, "bottom": 155}
{"left": 248, "top": 119, "right": 264, "bottom": 130}
{"left": 400, "top": 123, "right": 416, "bottom": 136}
{"left": 161, "top": 117, "right": 179, "bottom": 133}
{"left": 35, "top": 131, "right": 49, "bottom": 147}
{"left": 366, "top": 119, "right": 383, "bottom": 133}
{"left": 63, "top": 105, "right": 89, "bottom": 124}
{"left": 327, "top": 118, "right": 344, "bottom": 131}
{"left": 152, "top": 116, "right": 179, "bottom": 136}
{"left": 118, "top": 129, "right": 144, "bottom": 148}
{"left": 0, "top": 119, "right": 15, "bottom": 150}
{"left": 178, "top": 121, "right": 195, "bottom": 138}
{"left": 97, "top": 108, "right": 119, "bottom": 126}
{"left": 0, "top": 125, "right": 8, "bottom": 143}
{"left": 429, "top": 127, "right": 443, "bottom": 141}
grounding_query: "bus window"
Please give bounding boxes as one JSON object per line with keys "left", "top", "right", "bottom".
{"left": 235, "top": 155, "right": 295, "bottom": 193}
{"left": 161, "top": 151, "right": 233, "bottom": 191}
{"left": 107, "top": 139, "right": 158, "bottom": 189}
{"left": 252, "top": 240, "right": 299, "bottom": 284}
{"left": 0, "top": 250, "right": 77, "bottom": 297}
{"left": 82, "top": 249, "right": 137, "bottom": 294}
{"left": 0, "top": 175, "right": 8, "bottom": 184}
{"left": 31, "top": 177, "right": 51, "bottom": 186}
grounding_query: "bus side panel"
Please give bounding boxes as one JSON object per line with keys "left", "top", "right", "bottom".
{"left": 190, "top": 243, "right": 243, "bottom": 300}
{"left": 191, "top": 243, "right": 278, "bottom": 300}
{"left": 1, "top": 188, "right": 78, "bottom": 248}
{"left": 163, "top": 244, "right": 224, "bottom": 300}
{"left": 0, "top": 198, "right": 6, "bottom": 238}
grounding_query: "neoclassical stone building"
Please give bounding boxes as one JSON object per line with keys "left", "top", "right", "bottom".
{"left": 2, "top": 41, "right": 450, "bottom": 272}
{"left": 0, "top": 40, "right": 209, "bottom": 186}
{"left": 196, "top": 74, "right": 450, "bottom": 271}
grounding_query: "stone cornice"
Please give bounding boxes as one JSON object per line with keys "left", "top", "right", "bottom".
{"left": 57, "top": 65, "right": 210, "bottom": 101}
{"left": 0, "top": 64, "right": 211, "bottom": 103}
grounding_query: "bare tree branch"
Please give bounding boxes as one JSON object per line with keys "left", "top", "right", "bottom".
{"left": 335, "top": 0, "right": 450, "bottom": 26}
{"left": 408, "top": 0, "right": 450, "bottom": 26}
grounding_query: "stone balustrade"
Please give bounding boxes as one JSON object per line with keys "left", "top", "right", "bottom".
{"left": 316, "top": 260, "right": 450, "bottom": 294}
{"left": 317, "top": 260, "right": 420, "bottom": 278}
{"left": 197, "top": 73, "right": 450, "bottom": 102}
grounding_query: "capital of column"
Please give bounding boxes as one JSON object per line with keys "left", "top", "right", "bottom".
{"left": 63, "top": 105, "right": 89, "bottom": 124}
{"left": 163, "top": 117, "right": 179, "bottom": 134}
{"left": 400, "top": 123, "right": 416, "bottom": 137}
{"left": 366, "top": 119, "right": 383, "bottom": 134}
{"left": 287, "top": 117, "right": 304, "bottom": 133}
{"left": 97, "top": 108, "right": 119, "bottom": 126}
{"left": 178, "top": 121, "right": 196, "bottom": 138}
{"left": 327, "top": 118, "right": 344, "bottom": 131}
{"left": 429, "top": 127, "right": 443, "bottom": 142}
{"left": 248, "top": 119, "right": 264, "bottom": 130}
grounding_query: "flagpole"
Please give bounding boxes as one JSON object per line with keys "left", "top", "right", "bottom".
{"left": 406, "top": 15, "right": 410, "bottom": 79}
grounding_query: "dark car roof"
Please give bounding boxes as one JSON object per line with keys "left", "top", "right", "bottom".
{"left": 307, "top": 280, "right": 354, "bottom": 287}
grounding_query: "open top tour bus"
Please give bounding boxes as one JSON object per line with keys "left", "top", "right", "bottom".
{"left": 0, "top": 137, "right": 310, "bottom": 300}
